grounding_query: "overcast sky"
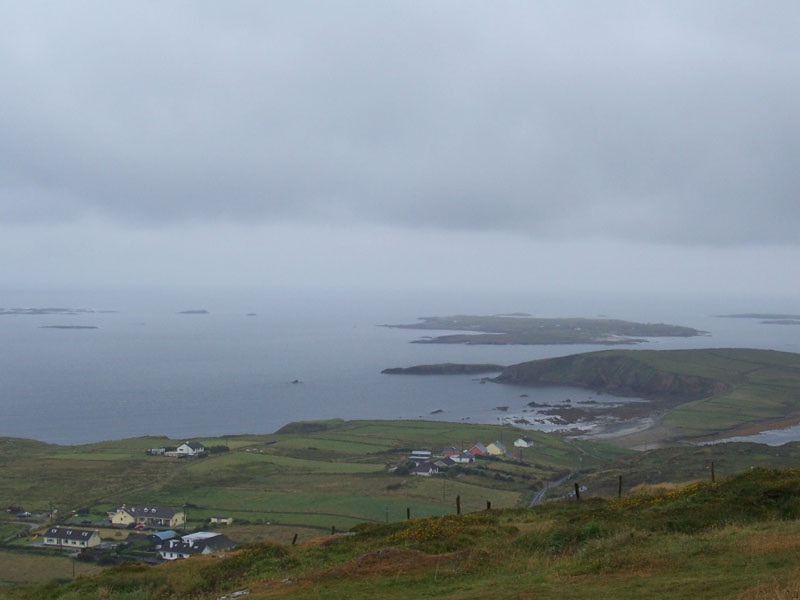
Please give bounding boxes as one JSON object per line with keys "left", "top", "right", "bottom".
{"left": 1, "top": 1, "right": 798, "bottom": 297}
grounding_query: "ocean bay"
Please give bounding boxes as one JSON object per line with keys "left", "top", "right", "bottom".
{"left": 2, "top": 287, "right": 798, "bottom": 445}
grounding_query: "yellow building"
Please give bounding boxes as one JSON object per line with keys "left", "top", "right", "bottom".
{"left": 108, "top": 505, "right": 185, "bottom": 528}
{"left": 486, "top": 441, "right": 507, "bottom": 456}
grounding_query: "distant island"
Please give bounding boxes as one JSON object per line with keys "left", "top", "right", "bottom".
{"left": 382, "top": 363, "right": 505, "bottom": 375}
{"left": 718, "top": 313, "right": 800, "bottom": 319}
{"left": 179, "top": 309, "right": 209, "bottom": 314}
{"left": 40, "top": 325, "right": 98, "bottom": 329}
{"left": 383, "top": 315, "right": 705, "bottom": 345}
{"left": 0, "top": 307, "right": 115, "bottom": 316}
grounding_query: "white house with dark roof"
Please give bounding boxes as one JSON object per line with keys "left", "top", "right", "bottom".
{"left": 42, "top": 527, "right": 101, "bottom": 549}
{"left": 176, "top": 441, "right": 205, "bottom": 456}
{"left": 411, "top": 462, "right": 439, "bottom": 476}
{"left": 108, "top": 504, "right": 186, "bottom": 528}
{"left": 159, "top": 533, "right": 235, "bottom": 560}
{"left": 451, "top": 451, "right": 475, "bottom": 464}
{"left": 514, "top": 437, "right": 535, "bottom": 448}
{"left": 434, "top": 456, "right": 456, "bottom": 469}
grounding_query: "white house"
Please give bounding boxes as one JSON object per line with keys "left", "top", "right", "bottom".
{"left": 411, "top": 462, "right": 439, "bottom": 476}
{"left": 159, "top": 533, "right": 235, "bottom": 560}
{"left": 451, "top": 452, "right": 475, "bottom": 464}
{"left": 176, "top": 441, "right": 205, "bottom": 456}
{"left": 514, "top": 437, "right": 535, "bottom": 448}
{"left": 42, "top": 527, "right": 101, "bottom": 549}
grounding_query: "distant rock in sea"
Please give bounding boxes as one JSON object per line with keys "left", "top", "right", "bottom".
{"left": 179, "top": 310, "right": 209, "bottom": 314}
{"left": 41, "top": 325, "right": 98, "bottom": 329}
{"left": 382, "top": 363, "right": 505, "bottom": 375}
{"left": 247, "top": 313, "right": 257, "bottom": 317}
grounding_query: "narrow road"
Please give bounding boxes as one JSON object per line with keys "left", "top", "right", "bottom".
{"left": 1, "top": 520, "right": 38, "bottom": 543}
{"left": 529, "top": 472, "right": 574, "bottom": 507}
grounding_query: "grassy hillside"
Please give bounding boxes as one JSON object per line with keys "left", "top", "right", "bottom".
{"left": 7, "top": 468, "right": 800, "bottom": 599}
{"left": 494, "top": 348, "right": 800, "bottom": 442}
{"left": 570, "top": 440, "right": 800, "bottom": 500}
{"left": 0, "top": 421, "right": 629, "bottom": 541}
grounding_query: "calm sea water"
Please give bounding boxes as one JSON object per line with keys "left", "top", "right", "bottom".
{"left": 1, "top": 286, "right": 798, "bottom": 444}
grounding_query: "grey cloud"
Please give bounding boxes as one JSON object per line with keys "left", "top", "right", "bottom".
{"left": 1, "top": 1, "right": 799, "bottom": 244}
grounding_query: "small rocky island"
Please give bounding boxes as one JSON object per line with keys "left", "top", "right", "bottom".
{"left": 179, "top": 309, "right": 209, "bottom": 314}
{"left": 382, "top": 363, "right": 505, "bottom": 375}
{"left": 718, "top": 313, "right": 800, "bottom": 326}
{"left": 384, "top": 314, "right": 705, "bottom": 345}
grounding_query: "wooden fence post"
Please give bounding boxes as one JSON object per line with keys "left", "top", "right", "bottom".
{"left": 456, "top": 495, "right": 461, "bottom": 515}
{"left": 574, "top": 483, "right": 581, "bottom": 501}
{"left": 292, "top": 533, "right": 298, "bottom": 546}
{"left": 711, "top": 461, "right": 715, "bottom": 483}
{"left": 406, "top": 507, "right": 410, "bottom": 520}
{"left": 331, "top": 525, "right": 335, "bottom": 535}
{"left": 618, "top": 475, "right": 623, "bottom": 499}
{"left": 486, "top": 500, "right": 491, "bottom": 511}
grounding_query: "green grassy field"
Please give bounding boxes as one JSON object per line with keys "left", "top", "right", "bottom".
{"left": 0, "top": 550, "right": 102, "bottom": 587}
{"left": 8, "top": 415, "right": 800, "bottom": 593}
{"left": 0, "top": 420, "right": 627, "bottom": 540}
{"left": 7, "top": 468, "right": 800, "bottom": 599}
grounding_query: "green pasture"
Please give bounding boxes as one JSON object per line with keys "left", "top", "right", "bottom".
{"left": 1, "top": 419, "right": 595, "bottom": 536}
{"left": 268, "top": 436, "right": 394, "bottom": 455}
{"left": 0, "top": 550, "right": 102, "bottom": 587}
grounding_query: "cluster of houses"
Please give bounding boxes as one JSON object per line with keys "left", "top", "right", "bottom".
{"left": 41, "top": 525, "right": 235, "bottom": 561}
{"left": 396, "top": 436, "right": 536, "bottom": 477}
{"left": 145, "top": 440, "right": 205, "bottom": 458}
{"left": 38, "top": 502, "right": 236, "bottom": 562}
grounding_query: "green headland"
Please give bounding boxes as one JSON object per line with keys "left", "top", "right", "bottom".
{"left": 384, "top": 314, "right": 705, "bottom": 345}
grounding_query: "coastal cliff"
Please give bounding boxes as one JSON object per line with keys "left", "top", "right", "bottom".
{"left": 493, "top": 350, "right": 732, "bottom": 400}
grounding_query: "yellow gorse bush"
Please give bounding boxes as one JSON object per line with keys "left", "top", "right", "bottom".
{"left": 387, "top": 513, "right": 495, "bottom": 544}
